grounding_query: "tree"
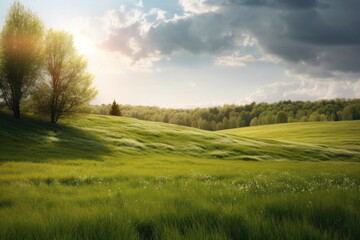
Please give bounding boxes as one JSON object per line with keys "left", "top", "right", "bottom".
{"left": 32, "top": 30, "right": 97, "bottom": 123}
{"left": 0, "top": 1, "right": 44, "bottom": 118}
{"left": 162, "top": 113, "right": 169, "bottom": 123}
{"left": 342, "top": 107, "right": 352, "bottom": 120}
{"left": 309, "top": 112, "right": 321, "bottom": 122}
{"left": 216, "top": 122, "right": 223, "bottom": 130}
{"left": 250, "top": 117, "right": 258, "bottom": 126}
{"left": 229, "top": 116, "right": 238, "bottom": 128}
{"left": 222, "top": 117, "right": 229, "bottom": 129}
{"left": 320, "top": 114, "right": 327, "bottom": 121}
{"left": 342, "top": 104, "right": 360, "bottom": 120}
{"left": 198, "top": 118, "right": 210, "bottom": 130}
{"left": 275, "top": 111, "right": 288, "bottom": 123}
{"left": 210, "top": 120, "right": 217, "bottom": 131}
{"left": 109, "top": 100, "right": 121, "bottom": 116}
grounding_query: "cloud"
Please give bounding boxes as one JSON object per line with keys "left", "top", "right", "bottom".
{"left": 180, "top": 0, "right": 220, "bottom": 14}
{"left": 231, "top": 0, "right": 319, "bottom": 9}
{"left": 215, "top": 52, "right": 280, "bottom": 67}
{"left": 136, "top": 1, "right": 144, "bottom": 8}
{"left": 100, "top": 7, "right": 237, "bottom": 63}
{"left": 227, "top": 0, "right": 360, "bottom": 79}
{"left": 98, "top": 0, "right": 360, "bottom": 80}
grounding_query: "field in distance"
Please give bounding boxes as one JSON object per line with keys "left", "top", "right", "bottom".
{"left": 0, "top": 111, "right": 359, "bottom": 240}
{"left": 220, "top": 121, "right": 360, "bottom": 151}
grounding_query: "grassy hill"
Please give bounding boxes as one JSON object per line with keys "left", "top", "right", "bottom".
{"left": 219, "top": 121, "right": 360, "bottom": 151}
{"left": 0, "top": 112, "right": 359, "bottom": 239}
{"left": 1, "top": 112, "right": 359, "bottom": 163}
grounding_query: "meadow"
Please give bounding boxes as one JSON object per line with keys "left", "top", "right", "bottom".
{"left": 220, "top": 121, "right": 360, "bottom": 151}
{"left": 0, "top": 111, "right": 359, "bottom": 240}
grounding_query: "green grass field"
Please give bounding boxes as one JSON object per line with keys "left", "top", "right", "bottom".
{"left": 0, "top": 111, "right": 359, "bottom": 240}
{"left": 220, "top": 121, "right": 360, "bottom": 151}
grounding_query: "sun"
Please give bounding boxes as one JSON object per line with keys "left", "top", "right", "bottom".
{"left": 61, "top": 17, "right": 95, "bottom": 56}
{"left": 73, "top": 33, "right": 94, "bottom": 55}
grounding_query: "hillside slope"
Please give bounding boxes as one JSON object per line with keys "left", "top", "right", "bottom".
{"left": 1, "top": 111, "right": 360, "bottom": 240}
{"left": 219, "top": 121, "right": 360, "bottom": 151}
{"left": 0, "top": 111, "right": 359, "bottom": 162}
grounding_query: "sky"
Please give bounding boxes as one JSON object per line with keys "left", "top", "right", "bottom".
{"left": 0, "top": 0, "right": 359, "bottom": 108}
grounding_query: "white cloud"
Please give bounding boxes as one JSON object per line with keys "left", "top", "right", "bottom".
{"left": 244, "top": 79, "right": 360, "bottom": 104}
{"left": 179, "top": 0, "right": 220, "bottom": 14}
{"left": 136, "top": 1, "right": 144, "bottom": 8}
{"left": 215, "top": 56, "right": 246, "bottom": 67}
{"left": 215, "top": 54, "right": 275, "bottom": 67}
{"left": 99, "top": 3, "right": 239, "bottom": 67}
{"left": 241, "top": 33, "right": 257, "bottom": 47}
{"left": 149, "top": 8, "right": 166, "bottom": 20}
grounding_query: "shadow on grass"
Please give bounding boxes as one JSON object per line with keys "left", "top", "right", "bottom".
{"left": 0, "top": 111, "right": 111, "bottom": 162}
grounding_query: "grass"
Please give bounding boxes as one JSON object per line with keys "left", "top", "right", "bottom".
{"left": 0, "top": 111, "right": 359, "bottom": 239}
{"left": 219, "top": 121, "right": 360, "bottom": 151}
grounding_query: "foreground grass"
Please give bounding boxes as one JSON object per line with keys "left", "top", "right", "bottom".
{"left": 1, "top": 158, "right": 359, "bottom": 240}
{"left": 0, "top": 112, "right": 359, "bottom": 239}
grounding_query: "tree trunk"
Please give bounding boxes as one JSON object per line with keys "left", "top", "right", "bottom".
{"left": 13, "top": 105, "right": 20, "bottom": 119}
{"left": 51, "top": 111, "right": 56, "bottom": 123}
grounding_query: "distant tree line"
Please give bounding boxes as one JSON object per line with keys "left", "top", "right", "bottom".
{"left": 89, "top": 99, "right": 360, "bottom": 131}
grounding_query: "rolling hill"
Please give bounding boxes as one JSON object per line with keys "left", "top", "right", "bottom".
{"left": 219, "top": 121, "right": 360, "bottom": 151}
{"left": 0, "top": 112, "right": 359, "bottom": 163}
{"left": 0, "top": 111, "right": 359, "bottom": 240}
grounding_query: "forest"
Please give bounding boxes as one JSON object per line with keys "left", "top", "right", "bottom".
{"left": 89, "top": 99, "right": 360, "bottom": 131}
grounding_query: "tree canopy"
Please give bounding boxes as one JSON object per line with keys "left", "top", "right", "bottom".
{"left": 276, "top": 111, "right": 288, "bottom": 124}
{"left": 32, "top": 30, "right": 97, "bottom": 123}
{"left": 0, "top": 1, "right": 44, "bottom": 118}
{"left": 109, "top": 100, "right": 121, "bottom": 116}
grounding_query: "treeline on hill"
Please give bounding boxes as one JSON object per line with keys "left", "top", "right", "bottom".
{"left": 89, "top": 99, "right": 360, "bottom": 131}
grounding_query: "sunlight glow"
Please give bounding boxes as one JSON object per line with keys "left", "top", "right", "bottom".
{"left": 73, "top": 34, "right": 93, "bottom": 55}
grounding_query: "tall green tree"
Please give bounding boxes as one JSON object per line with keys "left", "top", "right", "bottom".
{"left": 32, "top": 30, "right": 97, "bottom": 123}
{"left": 0, "top": 1, "right": 44, "bottom": 118}
{"left": 275, "top": 111, "right": 288, "bottom": 123}
{"left": 109, "top": 100, "right": 121, "bottom": 116}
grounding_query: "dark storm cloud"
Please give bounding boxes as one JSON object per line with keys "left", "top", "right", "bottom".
{"left": 234, "top": 0, "right": 360, "bottom": 76}
{"left": 144, "top": 13, "right": 235, "bottom": 56}
{"left": 100, "top": 0, "right": 360, "bottom": 79}
{"left": 229, "top": 0, "right": 319, "bottom": 9}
